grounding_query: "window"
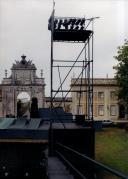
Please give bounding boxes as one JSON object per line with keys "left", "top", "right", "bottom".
{"left": 76, "top": 105, "right": 83, "bottom": 115}
{"left": 98, "top": 105, "right": 104, "bottom": 116}
{"left": 98, "top": 92, "right": 104, "bottom": 100}
{"left": 65, "top": 105, "right": 71, "bottom": 112}
{"left": 110, "top": 91, "right": 116, "bottom": 100}
{"left": 110, "top": 105, "right": 116, "bottom": 116}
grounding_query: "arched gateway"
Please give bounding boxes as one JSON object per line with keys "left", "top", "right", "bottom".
{"left": 1, "top": 55, "right": 45, "bottom": 117}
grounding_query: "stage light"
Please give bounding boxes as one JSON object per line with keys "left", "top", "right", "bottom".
{"left": 64, "top": 24, "right": 68, "bottom": 30}
{"left": 67, "top": 19, "right": 71, "bottom": 26}
{"left": 71, "top": 19, "right": 77, "bottom": 25}
{"left": 63, "top": 19, "right": 68, "bottom": 24}
{"left": 63, "top": 19, "right": 69, "bottom": 30}
{"left": 80, "top": 26, "right": 84, "bottom": 30}
{"left": 70, "top": 25, "right": 74, "bottom": 30}
{"left": 58, "top": 19, "right": 63, "bottom": 30}
{"left": 54, "top": 19, "right": 58, "bottom": 24}
{"left": 49, "top": 17, "right": 86, "bottom": 31}
{"left": 75, "top": 19, "right": 81, "bottom": 25}
{"left": 75, "top": 26, "right": 79, "bottom": 30}
{"left": 68, "top": 19, "right": 73, "bottom": 24}
{"left": 80, "top": 19, "right": 85, "bottom": 26}
{"left": 54, "top": 19, "right": 58, "bottom": 29}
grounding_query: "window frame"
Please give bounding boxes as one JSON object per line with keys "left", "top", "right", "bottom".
{"left": 98, "top": 105, "right": 104, "bottom": 116}
{"left": 110, "top": 91, "right": 116, "bottom": 100}
{"left": 110, "top": 105, "right": 117, "bottom": 116}
{"left": 98, "top": 92, "right": 104, "bottom": 100}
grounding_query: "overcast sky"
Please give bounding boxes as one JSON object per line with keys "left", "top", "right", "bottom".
{"left": 0, "top": 0, "right": 128, "bottom": 96}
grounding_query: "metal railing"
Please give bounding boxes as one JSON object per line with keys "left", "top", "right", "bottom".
{"left": 55, "top": 142, "right": 128, "bottom": 179}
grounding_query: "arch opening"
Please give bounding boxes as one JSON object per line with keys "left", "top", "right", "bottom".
{"left": 17, "top": 92, "right": 30, "bottom": 118}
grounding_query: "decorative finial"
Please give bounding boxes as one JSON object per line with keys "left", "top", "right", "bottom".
{"left": 5, "top": 69, "right": 7, "bottom": 78}
{"left": 21, "top": 54, "right": 27, "bottom": 65}
{"left": 21, "top": 54, "right": 26, "bottom": 60}
{"left": 41, "top": 69, "right": 43, "bottom": 78}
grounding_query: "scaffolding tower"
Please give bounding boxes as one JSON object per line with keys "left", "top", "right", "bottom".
{"left": 48, "top": 7, "right": 98, "bottom": 121}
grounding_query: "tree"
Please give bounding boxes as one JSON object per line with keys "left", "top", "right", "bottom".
{"left": 113, "top": 39, "right": 128, "bottom": 118}
{"left": 17, "top": 99, "right": 22, "bottom": 118}
{"left": 30, "top": 97, "right": 39, "bottom": 118}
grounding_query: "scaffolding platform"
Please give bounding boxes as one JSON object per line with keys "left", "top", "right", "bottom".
{"left": 53, "top": 29, "right": 92, "bottom": 42}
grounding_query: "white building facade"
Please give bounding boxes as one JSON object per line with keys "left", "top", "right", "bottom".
{"left": 71, "top": 78, "right": 119, "bottom": 121}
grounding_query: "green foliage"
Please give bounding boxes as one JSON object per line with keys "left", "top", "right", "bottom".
{"left": 17, "top": 99, "right": 22, "bottom": 117}
{"left": 113, "top": 39, "right": 128, "bottom": 114}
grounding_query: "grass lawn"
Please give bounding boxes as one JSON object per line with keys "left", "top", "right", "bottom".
{"left": 95, "top": 127, "right": 128, "bottom": 175}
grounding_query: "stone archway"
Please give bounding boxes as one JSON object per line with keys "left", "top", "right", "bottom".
{"left": 1, "top": 55, "right": 45, "bottom": 117}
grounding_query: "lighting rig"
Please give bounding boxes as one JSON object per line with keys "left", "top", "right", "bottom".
{"left": 48, "top": 16, "right": 93, "bottom": 42}
{"left": 48, "top": 17, "right": 86, "bottom": 30}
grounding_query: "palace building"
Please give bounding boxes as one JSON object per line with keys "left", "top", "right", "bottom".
{"left": 71, "top": 78, "right": 120, "bottom": 121}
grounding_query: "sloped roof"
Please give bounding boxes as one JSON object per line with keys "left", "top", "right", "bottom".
{"left": 0, "top": 118, "right": 49, "bottom": 141}
{"left": 71, "top": 78, "right": 117, "bottom": 86}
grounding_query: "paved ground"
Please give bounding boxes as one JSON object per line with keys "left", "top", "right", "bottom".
{"left": 48, "top": 157, "right": 74, "bottom": 179}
